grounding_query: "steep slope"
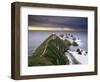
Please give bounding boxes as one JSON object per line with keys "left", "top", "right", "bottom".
{"left": 28, "top": 34, "right": 71, "bottom": 66}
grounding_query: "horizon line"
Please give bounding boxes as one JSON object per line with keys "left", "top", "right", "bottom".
{"left": 28, "top": 26, "right": 87, "bottom": 32}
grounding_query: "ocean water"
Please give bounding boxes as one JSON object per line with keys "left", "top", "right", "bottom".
{"left": 28, "top": 31, "right": 87, "bottom": 56}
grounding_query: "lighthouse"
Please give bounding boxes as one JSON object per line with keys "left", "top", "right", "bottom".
{"left": 52, "top": 33, "right": 56, "bottom": 40}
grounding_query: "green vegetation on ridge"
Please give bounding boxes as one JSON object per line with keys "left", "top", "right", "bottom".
{"left": 28, "top": 34, "right": 71, "bottom": 66}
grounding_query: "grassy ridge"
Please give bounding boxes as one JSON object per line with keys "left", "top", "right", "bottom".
{"left": 28, "top": 34, "right": 71, "bottom": 66}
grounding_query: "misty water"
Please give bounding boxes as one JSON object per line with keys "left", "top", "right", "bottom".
{"left": 28, "top": 31, "right": 88, "bottom": 56}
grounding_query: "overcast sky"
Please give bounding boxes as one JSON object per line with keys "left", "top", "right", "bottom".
{"left": 28, "top": 15, "right": 87, "bottom": 31}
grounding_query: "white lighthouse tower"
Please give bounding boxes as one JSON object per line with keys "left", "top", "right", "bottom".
{"left": 52, "top": 33, "right": 56, "bottom": 40}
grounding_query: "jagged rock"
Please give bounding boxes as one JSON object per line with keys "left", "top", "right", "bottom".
{"left": 64, "top": 47, "right": 69, "bottom": 52}
{"left": 76, "top": 48, "right": 80, "bottom": 52}
{"left": 72, "top": 41, "right": 79, "bottom": 46}
{"left": 78, "top": 51, "right": 82, "bottom": 55}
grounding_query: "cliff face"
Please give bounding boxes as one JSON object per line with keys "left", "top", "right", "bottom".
{"left": 28, "top": 34, "right": 71, "bottom": 66}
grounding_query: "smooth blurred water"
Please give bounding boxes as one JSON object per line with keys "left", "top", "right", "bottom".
{"left": 28, "top": 31, "right": 87, "bottom": 56}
